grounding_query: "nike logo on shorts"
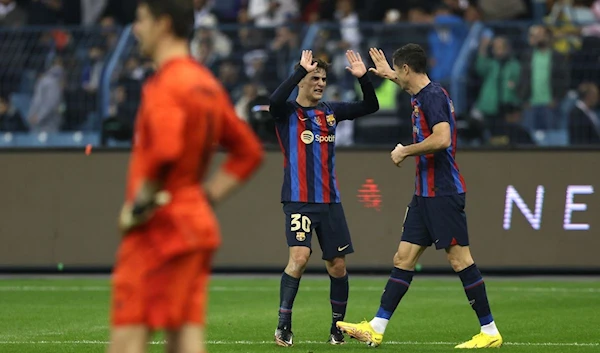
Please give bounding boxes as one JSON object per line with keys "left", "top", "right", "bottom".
{"left": 338, "top": 244, "right": 350, "bottom": 251}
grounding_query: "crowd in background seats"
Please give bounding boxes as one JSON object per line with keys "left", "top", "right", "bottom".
{"left": 1, "top": 0, "right": 600, "bottom": 146}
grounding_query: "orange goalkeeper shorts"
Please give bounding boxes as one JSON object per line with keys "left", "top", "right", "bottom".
{"left": 110, "top": 233, "right": 215, "bottom": 330}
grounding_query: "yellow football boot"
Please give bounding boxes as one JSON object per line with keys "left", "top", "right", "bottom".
{"left": 336, "top": 320, "right": 384, "bottom": 347}
{"left": 455, "top": 332, "right": 503, "bottom": 349}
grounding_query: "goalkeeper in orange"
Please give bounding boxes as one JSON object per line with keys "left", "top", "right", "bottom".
{"left": 107, "top": 1, "right": 264, "bottom": 352}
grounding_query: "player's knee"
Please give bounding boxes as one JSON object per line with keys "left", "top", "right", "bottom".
{"left": 446, "top": 250, "right": 474, "bottom": 272}
{"left": 393, "top": 251, "right": 417, "bottom": 270}
{"left": 108, "top": 327, "right": 145, "bottom": 353}
{"left": 287, "top": 249, "right": 310, "bottom": 274}
{"left": 325, "top": 257, "right": 346, "bottom": 278}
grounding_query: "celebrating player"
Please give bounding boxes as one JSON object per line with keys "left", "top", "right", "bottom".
{"left": 268, "top": 49, "right": 379, "bottom": 346}
{"left": 108, "top": 1, "right": 264, "bottom": 353}
{"left": 336, "top": 44, "right": 503, "bottom": 349}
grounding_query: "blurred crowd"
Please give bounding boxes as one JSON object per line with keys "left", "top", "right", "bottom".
{"left": 1, "top": 0, "right": 600, "bottom": 147}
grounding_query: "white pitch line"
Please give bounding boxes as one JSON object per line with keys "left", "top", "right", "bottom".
{"left": 0, "top": 285, "right": 599, "bottom": 293}
{"left": 0, "top": 340, "right": 597, "bottom": 347}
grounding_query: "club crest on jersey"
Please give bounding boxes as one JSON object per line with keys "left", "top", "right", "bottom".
{"left": 301, "top": 130, "right": 315, "bottom": 144}
{"left": 326, "top": 114, "right": 336, "bottom": 126}
{"left": 413, "top": 106, "right": 419, "bottom": 117}
{"left": 296, "top": 232, "right": 306, "bottom": 241}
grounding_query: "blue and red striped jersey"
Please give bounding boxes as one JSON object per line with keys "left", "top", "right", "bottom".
{"left": 269, "top": 67, "right": 379, "bottom": 203}
{"left": 411, "top": 82, "right": 466, "bottom": 197}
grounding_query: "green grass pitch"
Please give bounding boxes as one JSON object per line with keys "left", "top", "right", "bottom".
{"left": 1, "top": 276, "right": 599, "bottom": 352}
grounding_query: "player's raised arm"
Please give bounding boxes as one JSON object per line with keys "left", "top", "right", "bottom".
{"left": 269, "top": 50, "right": 317, "bottom": 117}
{"left": 368, "top": 48, "right": 402, "bottom": 86}
{"left": 204, "top": 93, "right": 264, "bottom": 205}
{"left": 327, "top": 50, "right": 379, "bottom": 120}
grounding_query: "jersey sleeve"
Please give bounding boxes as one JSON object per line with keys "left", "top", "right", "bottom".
{"left": 218, "top": 92, "right": 264, "bottom": 181}
{"left": 421, "top": 91, "right": 450, "bottom": 129}
{"left": 144, "top": 88, "right": 186, "bottom": 180}
{"left": 326, "top": 74, "right": 379, "bottom": 121}
{"left": 269, "top": 67, "right": 307, "bottom": 119}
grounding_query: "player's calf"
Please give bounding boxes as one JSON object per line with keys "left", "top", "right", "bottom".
{"left": 326, "top": 256, "right": 349, "bottom": 341}
{"left": 447, "top": 246, "right": 501, "bottom": 344}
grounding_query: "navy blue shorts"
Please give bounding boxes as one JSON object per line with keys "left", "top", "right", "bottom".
{"left": 401, "top": 194, "right": 469, "bottom": 250}
{"left": 283, "top": 202, "right": 354, "bottom": 260}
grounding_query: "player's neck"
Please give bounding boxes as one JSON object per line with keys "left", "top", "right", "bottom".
{"left": 407, "top": 75, "right": 431, "bottom": 96}
{"left": 152, "top": 38, "right": 190, "bottom": 69}
{"left": 296, "top": 96, "right": 320, "bottom": 108}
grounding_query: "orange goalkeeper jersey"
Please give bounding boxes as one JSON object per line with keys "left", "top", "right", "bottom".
{"left": 123, "top": 57, "right": 263, "bottom": 257}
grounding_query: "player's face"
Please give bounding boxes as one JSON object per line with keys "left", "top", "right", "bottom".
{"left": 133, "top": 4, "right": 160, "bottom": 57}
{"left": 299, "top": 68, "right": 327, "bottom": 101}
{"left": 393, "top": 64, "right": 409, "bottom": 90}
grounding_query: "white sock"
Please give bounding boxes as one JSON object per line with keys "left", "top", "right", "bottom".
{"left": 481, "top": 321, "right": 499, "bottom": 336}
{"left": 369, "top": 317, "right": 389, "bottom": 334}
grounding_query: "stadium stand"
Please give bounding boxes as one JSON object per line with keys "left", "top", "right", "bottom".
{"left": 1, "top": 0, "right": 599, "bottom": 147}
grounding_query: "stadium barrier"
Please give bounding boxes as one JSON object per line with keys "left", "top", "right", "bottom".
{"left": 1, "top": 149, "right": 598, "bottom": 274}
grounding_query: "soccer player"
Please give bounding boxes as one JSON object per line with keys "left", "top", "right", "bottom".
{"left": 108, "top": 1, "right": 264, "bottom": 353}
{"left": 269, "top": 49, "right": 379, "bottom": 346}
{"left": 336, "top": 44, "right": 503, "bottom": 349}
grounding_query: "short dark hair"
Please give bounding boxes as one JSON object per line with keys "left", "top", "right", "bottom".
{"left": 392, "top": 44, "right": 428, "bottom": 74}
{"left": 140, "top": 0, "right": 194, "bottom": 39}
{"left": 294, "top": 58, "right": 330, "bottom": 73}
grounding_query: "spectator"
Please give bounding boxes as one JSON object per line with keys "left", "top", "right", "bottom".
{"left": 247, "top": 0, "right": 299, "bottom": 27}
{"left": 477, "top": 0, "right": 528, "bottom": 21}
{"left": 331, "top": 0, "right": 362, "bottom": 95}
{"left": 191, "top": 15, "right": 232, "bottom": 64}
{"left": 27, "top": 56, "right": 65, "bottom": 133}
{"left": 427, "top": 5, "right": 468, "bottom": 87}
{"left": 242, "top": 49, "right": 278, "bottom": 92}
{"left": 235, "top": 82, "right": 267, "bottom": 121}
{"left": 218, "top": 60, "right": 244, "bottom": 102}
{"left": 101, "top": 82, "right": 137, "bottom": 145}
{"left": 519, "top": 25, "right": 570, "bottom": 130}
{"left": 569, "top": 82, "right": 600, "bottom": 144}
{"left": 193, "top": 0, "right": 215, "bottom": 28}
{"left": 473, "top": 35, "right": 521, "bottom": 134}
{"left": 488, "top": 105, "right": 535, "bottom": 146}
{"left": 0, "top": 95, "right": 28, "bottom": 132}
{"left": 269, "top": 25, "right": 299, "bottom": 80}
{"left": 0, "top": 0, "right": 27, "bottom": 27}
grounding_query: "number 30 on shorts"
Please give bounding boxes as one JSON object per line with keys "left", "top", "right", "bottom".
{"left": 290, "top": 213, "right": 311, "bottom": 233}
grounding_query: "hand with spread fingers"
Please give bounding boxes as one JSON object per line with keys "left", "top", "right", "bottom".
{"left": 368, "top": 48, "right": 396, "bottom": 80}
{"left": 345, "top": 50, "right": 367, "bottom": 78}
{"left": 299, "top": 50, "right": 318, "bottom": 72}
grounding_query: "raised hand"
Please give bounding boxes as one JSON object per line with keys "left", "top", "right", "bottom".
{"left": 368, "top": 48, "right": 396, "bottom": 80}
{"left": 299, "top": 50, "right": 318, "bottom": 72}
{"left": 345, "top": 50, "right": 367, "bottom": 78}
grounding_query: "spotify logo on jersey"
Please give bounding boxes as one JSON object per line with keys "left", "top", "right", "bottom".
{"left": 301, "top": 130, "right": 315, "bottom": 144}
{"left": 301, "top": 130, "right": 335, "bottom": 144}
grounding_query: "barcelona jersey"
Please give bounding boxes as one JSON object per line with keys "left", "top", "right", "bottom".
{"left": 269, "top": 67, "right": 379, "bottom": 203}
{"left": 411, "top": 82, "right": 466, "bottom": 197}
